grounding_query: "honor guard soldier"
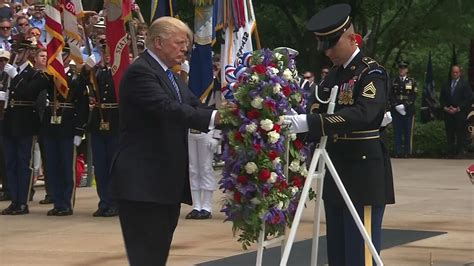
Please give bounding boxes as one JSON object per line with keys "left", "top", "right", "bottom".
{"left": 390, "top": 60, "right": 417, "bottom": 158}
{"left": 1, "top": 39, "right": 49, "bottom": 215}
{"left": 86, "top": 50, "right": 119, "bottom": 217}
{"left": 42, "top": 46, "right": 89, "bottom": 216}
{"left": 0, "top": 49, "right": 10, "bottom": 201}
{"left": 284, "top": 4, "right": 395, "bottom": 265}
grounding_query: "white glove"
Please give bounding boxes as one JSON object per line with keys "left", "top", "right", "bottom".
{"left": 395, "top": 104, "right": 406, "bottom": 115}
{"left": 208, "top": 138, "right": 220, "bottom": 152}
{"left": 283, "top": 114, "right": 309, "bottom": 134}
{"left": 4, "top": 63, "right": 17, "bottom": 78}
{"left": 73, "top": 136, "right": 82, "bottom": 147}
{"left": 381, "top": 111, "right": 392, "bottom": 127}
{"left": 85, "top": 54, "right": 97, "bottom": 69}
{"left": 180, "top": 60, "right": 190, "bottom": 74}
{"left": 0, "top": 91, "right": 5, "bottom": 101}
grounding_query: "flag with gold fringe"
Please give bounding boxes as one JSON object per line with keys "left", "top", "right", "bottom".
{"left": 61, "top": 0, "right": 84, "bottom": 65}
{"left": 150, "top": 0, "right": 177, "bottom": 22}
{"left": 45, "top": 2, "right": 68, "bottom": 98}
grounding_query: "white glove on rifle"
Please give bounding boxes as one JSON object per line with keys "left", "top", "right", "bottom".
{"left": 0, "top": 91, "right": 5, "bottom": 101}
{"left": 283, "top": 114, "right": 309, "bottom": 134}
{"left": 380, "top": 111, "right": 392, "bottom": 127}
{"left": 4, "top": 63, "right": 17, "bottom": 78}
{"left": 395, "top": 104, "right": 406, "bottom": 115}
{"left": 85, "top": 54, "right": 97, "bottom": 69}
{"left": 73, "top": 136, "right": 82, "bottom": 147}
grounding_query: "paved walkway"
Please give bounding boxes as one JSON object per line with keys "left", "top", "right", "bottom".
{"left": 0, "top": 158, "right": 473, "bottom": 265}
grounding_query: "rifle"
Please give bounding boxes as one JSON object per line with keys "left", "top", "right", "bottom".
{"left": 0, "top": 51, "right": 17, "bottom": 120}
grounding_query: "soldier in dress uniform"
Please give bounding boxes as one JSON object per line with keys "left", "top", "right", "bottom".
{"left": 1, "top": 39, "right": 50, "bottom": 215}
{"left": 42, "top": 46, "right": 89, "bottom": 216}
{"left": 390, "top": 60, "right": 417, "bottom": 158}
{"left": 87, "top": 47, "right": 119, "bottom": 217}
{"left": 0, "top": 49, "right": 10, "bottom": 201}
{"left": 284, "top": 4, "right": 395, "bottom": 265}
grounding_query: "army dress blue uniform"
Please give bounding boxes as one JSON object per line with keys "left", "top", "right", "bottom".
{"left": 390, "top": 64, "right": 417, "bottom": 157}
{"left": 302, "top": 4, "right": 395, "bottom": 265}
{"left": 1, "top": 61, "right": 50, "bottom": 215}
{"left": 88, "top": 66, "right": 119, "bottom": 217}
{"left": 41, "top": 68, "right": 89, "bottom": 216}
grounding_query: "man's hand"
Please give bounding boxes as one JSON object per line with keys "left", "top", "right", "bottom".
{"left": 283, "top": 114, "right": 309, "bottom": 134}
{"left": 4, "top": 64, "right": 17, "bottom": 78}
{"left": 381, "top": 111, "right": 392, "bottom": 127}
{"left": 395, "top": 104, "right": 406, "bottom": 115}
{"left": 73, "top": 136, "right": 82, "bottom": 147}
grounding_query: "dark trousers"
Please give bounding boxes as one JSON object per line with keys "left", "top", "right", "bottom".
{"left": 444, "top": 113, "right": 467, "bottom": 155}
{"left": 91, "top": 133, "right": 118, "bottom": 210}
{"left": 324, "top": 202, "right": 385, "bottom": 266}
{"left": 4, "top": 135, "right": 34, "bottom": 205}
{"left": 38, "top": 135, "right": 52, "bottom": 198}
{"left": 0, "top": 133, "right": 7, "bottom": 194}
{"left": 392, "top": 113, "right": 414, "bottom": 156}
{"left": 118, "top": 199, "right": 181, "bottom": 266}
{"left": 43, "top": 136, "right": 75, "bottom": 210}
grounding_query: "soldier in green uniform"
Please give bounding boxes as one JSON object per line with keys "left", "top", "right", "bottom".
{"left": 284, "top": 4, "right": 395, "bottom": 265}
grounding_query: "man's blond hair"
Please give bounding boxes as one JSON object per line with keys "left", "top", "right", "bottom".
{"left": 146, "top": 16, "right": 192, "bottom": 50}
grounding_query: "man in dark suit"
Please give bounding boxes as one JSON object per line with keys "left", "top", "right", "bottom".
{"left": 284, "top": 4, "right": 395, "bottom": 265}
{"left": 110, "top": 16, "right": 224, "bottom": 266}
{"left": 440, "top": 64, "right": 473, "bottom": 156}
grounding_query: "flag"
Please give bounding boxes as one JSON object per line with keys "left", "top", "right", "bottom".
{"left": 61, "top": 0, "right": 84, "bottom": 64}
{"left": 105, "top": 0, "right": 132, "bottom": 100}
{"left": 45, "top": 4, "right": 68, "bottom": 98}
{"left": 188, "top": 3, "right": 214, "bottom": 102}
{"left": 150, "top": 0, "right": 177, "bottom": 23}
{"left": 420, "top": 52, "right": 438, "bottom": 123}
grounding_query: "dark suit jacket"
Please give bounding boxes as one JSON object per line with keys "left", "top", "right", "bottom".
{"left": 440, "top": 77, "right": 473, "bottom": 116}
{"left": 110, "top": 51, "right": 214, "bottom": 205}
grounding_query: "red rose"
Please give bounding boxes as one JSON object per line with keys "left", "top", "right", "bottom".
{"left": 258, "top": 168, "right": 271, "bottom": 182}
{"left": 282, "top": 85, "right": 292, "bottom": 97}
{"left": 237, "top": 175, "right": 248, "bottom": 184}
{"left": 247, "top": 109, "right": 261, "bottom": 119}
{"left": 269, "top": 62, "right": 277, "bottom": 68}
{"left": 234, "top": 191, "right": 242, "bottom": 203}
{"left": 264, "top": 100, "right": 276, "bottom": 112}
{"left": 291, "top": 176, "right": 303, "bottom": 188}
{"left": 293, "top": 138, "right": 304, "bottom": 150}
{"left": 231, "top": 106, "right": 240, "bottom": 116}
{"left": 254, "top": 64, "right": 266, "bottom": 74}
{"left": 268, "top": 150, "right": 279, "bottom": 161}
{"left": 253, "top": 143, "right": 262, "bottom": 154}
{"left": 273, "top": 124, "right": 281, "bottom": 133}
{"left": 234, "top": 132, "right": 243, "bottom": 142}
{"left": 272, "top": 213, "right": 281, "bottom": 224}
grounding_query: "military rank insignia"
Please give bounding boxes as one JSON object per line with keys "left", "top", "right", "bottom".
{"left": 362, "top": 82, "right": 376, "bottom": 99}
{"left": 405, "top": 81, "right": 412, "bottom": 90}
{"left": 338, "top": 78, "right": 356, "bottom": 105}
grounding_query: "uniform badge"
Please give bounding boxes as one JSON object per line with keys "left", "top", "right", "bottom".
{"left": 405, "top": 81, "right": 412, "bottom": 90}
{"left": 338, "top": 78, "right": 356, "bottom": 105}
{"left": 362, "top": 82, "right": 376, "bottom": 99}
{"left": 99, "top": 120, "right": 110, "bottom": 131}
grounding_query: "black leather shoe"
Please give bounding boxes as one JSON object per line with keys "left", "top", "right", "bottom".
{"left": 197, "top": 210, "right": 212, "bottom": 219}
{"left": 102, "top": 208, "right": 119, "bottom": 217}
{"left": 47, "top": 208, "right": 60, "bottom": 216}
{"left": 39, "top": 197, "right": 53, "bottom": 204}
{"left": 0, "top": 193, "right": 11, "bottom": 201}
{"left": 55, "top": 208, "right": 73, "bottom": 216}
{"left": 185, "top": 209, "right": 201, "bottom": 219}
{"left": 92, "top": 208, "right": 107, "bottom": 217}
{"left": 1, "top": 203, "right": 18, "bottom": 215}
{"left": 12, "top": 204, "right": 29, "bottom": 215}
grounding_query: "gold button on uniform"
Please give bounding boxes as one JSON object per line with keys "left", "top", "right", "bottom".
{"left": 362, "top": 155, "right": 367, "bottom": 159}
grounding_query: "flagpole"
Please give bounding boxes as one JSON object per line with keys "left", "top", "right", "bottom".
{"left": 128, "top": 21, "right": 139, "bottom": 59}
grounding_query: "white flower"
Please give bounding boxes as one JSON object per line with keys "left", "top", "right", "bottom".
{"left": 293, "top": 69, "right": 299, "bottom": 78}
{"left": 290, "top": 186, "right": 298, "bottom": 196}
{"left": 300, "top": 164, "right": 308, "bottom": 177}
{"left": 250, "top": 73, "right": 259, "bottom": 82}
{"left": 289, "top": 133, "right": 297, "bottom": 141}
{"left": 250, "top": 197, "right": 261, "bottom": 205}
{"left": 267, "top": 130, "right": 280, "bottom": 144}
{"left": 282, "top": 69, "right": 293, "bottom": 81}
{"left": 260, "top": 119, "right": 274, "bottom": 131}
{"left": 272, "top": 157, "right": 281, "bottom": 167}
{"left": 268, "top": 172, "right": 277, "bottom": 183}
{"left": 292, "top": 93, "right": 302, "bottom": 103}
{"left": 245, "top": 162, "right": 258, "bottom": 174}
{"left": 251, "top": 96, "right": 264, "bottom": 109}
{"left": 273, "top": 83, "right": 281, "bottom": 94}
{"left": 274, "top": 52, "right": 283, "bottom": 60}
{"left": 289, "top": 159, "right": 300, "bottom": 172}
{"left": 270, "top": 67, "right": 279, "bottom": 75}
{"left": 276, "top": 201, "right": 284, "bottom": 210}
{"left": 246, "top": 123, "right": 257, "bottom": 133}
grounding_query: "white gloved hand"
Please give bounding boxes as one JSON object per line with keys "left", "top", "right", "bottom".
{"left": 73, "top": 136, "right": 82, "bottom": 147}
{"left": 283, "top": 114, "right": 309, "bottom": 134}
{"left": 395, "top": 104, "right": 406, "bottom": 115}
{"left": 4, "top": 63, "right": 17, "bottom": 78}
{"left": 0, "top": 91, "right": 5, "bottom": 101}
{"left": 85, "top": 54, "right": 97, "bottom": 69}
{"left": 180, "top": 60, "right": 190, "bottom": 74}
{"left": 208, "top": 138, "right": 220, "bottom": 153}
{"left": 381, "top": 111, "right": 392, "bottom": 127}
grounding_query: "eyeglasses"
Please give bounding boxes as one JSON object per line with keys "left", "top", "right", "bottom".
{"left": 0, "top": 27, "right": 11, "bottom": 31}
{"left": 303, "top": 76, "right": 313, "bottom": 79}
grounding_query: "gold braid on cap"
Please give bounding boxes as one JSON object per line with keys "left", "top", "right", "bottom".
{"left": 313, "top": 16, "right": 351, "bottom": 36}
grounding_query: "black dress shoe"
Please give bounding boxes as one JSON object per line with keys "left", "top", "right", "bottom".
{"left": 47, "top": 208, "right": 60, "bottom": 216}
{"left": 1, "top": 203, "right": 18, "bottom": 215}
{"left": 185, "top": 209, "right": 201, "bottom": 219}
{"left": 55, "top": 208, "right": 73, "bottom": 216}
{"left": 0, "top": 193, "right": 11, "bottom": 201}
{"left": 197, "top": 210, "right": 212, "bottom": 219}
{"left": 12, "top": 204, "right": 29, "bottom": 215}
{"left": 39, "top": 197, "right": 53, "bottom": 204}
{"left": 102, "top": 208, "right": 119, "bottom": 217}
{"left": 92, "top": 208, "right": 107, "bottom": 217}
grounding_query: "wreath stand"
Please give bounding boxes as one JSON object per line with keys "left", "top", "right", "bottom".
{"left": 276, "top": 85, "right": 384, "bottom": 266}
